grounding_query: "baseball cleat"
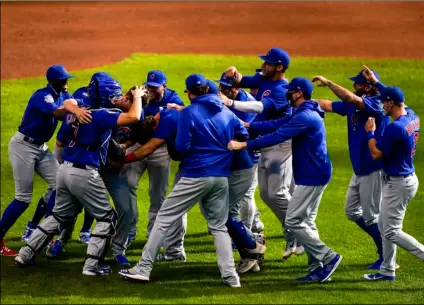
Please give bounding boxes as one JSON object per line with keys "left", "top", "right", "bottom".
{"left": 317, "top": 254, "right": 343, "bottom": 282}
{"left": 253, "top": 233, "right": 266, "bottom": 265}
{"left": 236, "top": 259, "right": 258, "bottom": 274}
{"left": 237, "top": 242, "right": 266, "bottom": 274}
{"left": 118, "top": 269, "right": 150, "bottom": 281}
{"left": 0, "top": 241, "right": 17, "bottom": 256}
{"left": 294, "top": 245, "right": 305, "bottom": 256}
{"left": 14, "top": 255, "right": 35, "bottom": 266}
{"left": 45, "top": 240, "right": 65, "bottom": 258}
{"left": 251, "top": 262, "right": 260, "bottom": 273}
{"left": 222, "top": 276, "right": 241, "bottom": 288}
{"left": 364, "top": 272, "right": 395, "bottom": 281}
{"left": 82, "top": 265, "right": 112, "bottom": 276}
{"left": 282, "top": 241, "right": 296, "bottom": 260}
{"left": 114, "top": 254, "right": 131, "bottom": 267}
{"left": 251, "top": 221, "right": 265, "bottom": 233}
{"left": 21, "top": 221, "right": 34, "bottom": 242}
{"left": 79, "top": 230, "right": 91, "bottom": 245}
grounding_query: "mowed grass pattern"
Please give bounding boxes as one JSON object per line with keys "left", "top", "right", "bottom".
{"left": 1, "top": 54, "right": 423, "bottom": 304}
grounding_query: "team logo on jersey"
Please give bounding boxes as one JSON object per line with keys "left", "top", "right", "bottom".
{"left": 44, "top": 94, "right": 54, "bottom": 104}
{"left": 66, "top": 114, "right": 76, "bottom": 124}
{"left": 261, "top": 90, "right": 271, "bottom": 99}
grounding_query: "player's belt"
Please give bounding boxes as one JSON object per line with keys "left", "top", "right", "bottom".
{"left": 17, "top": 132, "right": 44, "bottom": 147}
{"left": 383, "top": 173, "right": 413, "bottom": 181}
{"left": 64, "top": 161, "right": 98, "bottom": 171}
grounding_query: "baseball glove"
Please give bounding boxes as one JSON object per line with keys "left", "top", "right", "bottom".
{"left": 107, "top": 138, "right": 126, "bottom": 162}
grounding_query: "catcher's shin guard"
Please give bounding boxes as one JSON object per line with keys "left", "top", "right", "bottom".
{"left": 85, "top": 210, "right": 116, "bottom": 268}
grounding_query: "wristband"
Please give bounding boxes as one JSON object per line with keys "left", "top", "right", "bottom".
{"left": 229, "top": 99, "right": 235, "bottom": 108}
{"left": 367, "top": 131, "right": 375, "bottom": 140}
{"left": 124, "top": 152, "right": 137, "bottom": 164}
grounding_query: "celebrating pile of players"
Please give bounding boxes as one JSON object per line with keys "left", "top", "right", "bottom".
{"left": 0, "top": 47, "right": 422, "bottom": 287}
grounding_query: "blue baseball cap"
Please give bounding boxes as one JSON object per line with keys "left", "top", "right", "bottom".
{"left": 259, "top": 47, "right": 290, "bottom": 67}
{"left": 215, "top": 72, "right": 237, "bottom": 87}
{"left": 46, "top": 65, "right": 74, "bottom": 82}
{"left": 144, "top": 70, "right": 167, "bottom": 87}
{"left": 206, "top": 79, "right": 219, "bottom": 94}
{"left": 378, "top": 86, "right": 405, "bottom": 104}
{"left": 349, "top": 69, "right": 380, "bottom": 85}
{"left": 282, "top": 77, "right": 314, "bottom": 96}
{"left": 184, "top": 73, "right": 207, "bottom": 92}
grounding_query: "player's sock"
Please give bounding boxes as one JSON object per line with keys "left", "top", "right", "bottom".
{"left": 0, "top": 199, "right": 29, "bottom": 240}
{"left": 354, "top": 217, "right": 369, "bottom": 233}
{"left": 367, "top": 223, "right": 383, "bottom": 259}
{"left": 45, "top": 190, "right": 56, "bottom": 217}
{"left": 81, "top": 211, "right": 94, "bottom": 232}
{"left": 29, "top": 197, "right": 47, "bottom": 229}
{"left": 226, "top": 216, "right": 256, "bottom": 255}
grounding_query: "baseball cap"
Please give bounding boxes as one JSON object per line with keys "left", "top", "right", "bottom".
{"left": 259, "top": 47, "right": 290, "bottom": 67}
{"left": 184, "top": 73, "right": 207, "bottom": 93}
{"left": 282, "top": 77, "right": 314, "bottom": 96}
{"left": 377, "top": 86, "right": 405, "bottom": 104}
{"left": 144, "top": 70, "right": 167, "bottom": 87}
{"left": 46, "top": 65, "right": 74, "bottom": 82}
{"left": 349, "top": 69, "right": 380, "bottom": 85}
{"left": 206, "top": 79, "right": 219, "bottom": 94}
{"left": 215, "top": 72, "right": 237, "bottom": 87}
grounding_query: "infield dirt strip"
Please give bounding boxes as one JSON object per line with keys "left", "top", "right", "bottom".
{"left": 1, "top": 1, "right": 423, "bottom": 80}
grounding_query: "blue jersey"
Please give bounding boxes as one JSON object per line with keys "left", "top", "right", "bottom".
{"left": 73, "top": 86, "right": 89, "bottom": 99}
{"left": 376, "top": 108, "right": 420, "bottom": 176}
{"left": 248, "top": 101, "right": 332, "bottom": 186}
{"left": 332, "top": 96, "right": 390, "bottom": 175}
{"left": 143, "top": 88, "right": 184, "bottom": 117}
{"left": 18, "top": 84, "right": 73, "bottom": 144}
{"left": 175, "top": 94, "right": 249, "bottom": 178}
{"left": 57, "top": 109, "right": 120, "bottom": 168}
{"left": 240, "top": 74, "right": 291, "bottom": 121}
{"left": 153, "top": 109, "right": 182, "bottom": 161}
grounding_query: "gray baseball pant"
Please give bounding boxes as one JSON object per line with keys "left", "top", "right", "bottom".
{"left": 18, "top": 163, "right": 115, "bottom": 273}
{"left": 345, "top": 170, "right": 382, "bottom": 225}
{"left": 8, "top": 132, "right": 58, "bottom": 204}
{"left": 285, "top": 184, "right": 338, "bottom": 272}
{"left": 126, "top": 144, "right": 171, "bottom": 237}
{"left": 239, "top": 163, "right": 262, "bottom": 230}
{"left": 132, "top": 176, "right": 239, "bottom": 285}
{"left": 258, "top": 141, "right": 296, "bottom": 245}
{"left": 100, "top": 167, "right": 133, "bottom": 257}
{"left": 379, "top": 173, "right": 424, "bottom": 277}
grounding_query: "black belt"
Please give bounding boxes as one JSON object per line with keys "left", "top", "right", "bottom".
{"left": 23, "top": 136, "right": 44, "bottom": 147}
{"left": 70, "top": 162, "right": 98, "bottom": 170}
{"left": 384, "top": 173, "right": 413, "bottom": 181}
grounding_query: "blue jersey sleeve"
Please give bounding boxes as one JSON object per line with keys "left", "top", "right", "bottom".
{"left": 362, "top": 97, "right": 382, "bottom": 115}
{"left": 376, "top": 123, "right": 402, "bottom": 155}
{"left": 168, "top": 91, "right": 185, "bottom": 106}
{"left": 233, "top": 116, "right": 249, "bottom": 141}
{"left": 261, "top": 85, "right": 289, "bottom": 113}
{"left": 35, "top": 92, "right": 60, "bottom": 114}
{"left": 240, "top": 74, "right": 262, "bottom": 89}
{"left": 175, "top": 107, "right": 193, "bottom": 153}
{"left": 332, "top": 101, "right": 348, "bottom": 116}
{"left": 247, "top": 111, "right": 310, "bottom": 150}
{"left": 56, "top": 114, "right": 74, "bottom": 143}
{"left": 153, "top": 112, "right": 177, "bottom": 140}
{"left": 93, "top": 110, "right": 120, "bottom": 130}
{"left": 250, "top": 116, "right": 292, "bottom": 135}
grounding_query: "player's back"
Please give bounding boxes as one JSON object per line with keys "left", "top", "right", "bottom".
{"left": 176, "top": 94, "right": 248, "bottom": 178}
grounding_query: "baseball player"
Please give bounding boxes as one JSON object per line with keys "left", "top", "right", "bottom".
{"left": 14, "top": 79, "right": 144, "bottom": 276}
{"left": 119, "top": 74, "right": 247, "bottom": 288}
{"left": 222, "top": 47, "right": 303, "bottom": 259}
{"left": 215, "top": 72, "right": 264, "bottom": 235}
{"left": 363, "top": 86, "right": 422, "bottom": 281}
{"left": 313, "top": 68, "right": 390, "bottom": 270}
{"left": 228, "top": 77, "right": 343, "bottom": 283}
{"left": 124, "top": 70, "right": 184, "bottom": 244}
{"left": 0, "top": 65, "right": 90, "bottom": 256}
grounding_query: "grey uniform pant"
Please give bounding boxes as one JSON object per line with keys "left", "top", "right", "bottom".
{"left": 126, "top": 144, "right": 171, "bottom": 237}
{"left": 239, "top": 163, "right": 261, "bottom": 230}
{"left": 18, "top": 163, "right": 115, "bottom": 272}
{"left": 345, "top": 170, "right": 382, "bottom": 225}
{"left": 258, "top": 141, "right": 295, "bottom": 244}
{"left": 285, "top": 185, "right": 337, "bottom": 272}
{"left": 8, "top": 132, "right": 58, "bottom": 203}
{"left": 379, "top": 173, "right": 424, "bottom": 277}
{"left": 100, "top": 167, "right": 134, "bottom": 257}
{"left": 133, "top": 176, "right": 239, "bottom": 284}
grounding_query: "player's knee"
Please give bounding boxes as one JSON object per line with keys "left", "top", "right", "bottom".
{"left": 382, "top": 227, "right": 399, "bottom": 241}
{"left": 285, "top": 217, "right": 300, "bottom": 229}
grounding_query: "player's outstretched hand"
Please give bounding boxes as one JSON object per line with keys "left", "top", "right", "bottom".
{"left": 311, "top": 76, "right": 330, "bottom": 87}
{"left": 365, "top": 117, "right": 376, "bottom": 132}
{"left": 228, "top": 140, "right": 247, "bottom": 151}
{"left": 131, "top": 86, "right": 147, "bottom": 99}
{"left": 225, "top": 66, "right": 242, "bottom": 83}
{"left": 76, "top": 108, "right": 92, "bottom": 124}
{"left": 167, "top": 103, "right": 184, "bottom": 111}
{"left": 218, "top": 92, "right": 232, "bottom": 106}
{"left": 362, "top": 65, "right": 379, "bottom": 85}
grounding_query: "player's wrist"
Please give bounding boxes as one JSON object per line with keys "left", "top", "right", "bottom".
{"left": 124, "top": 152, "right": 137, "bottom": 164}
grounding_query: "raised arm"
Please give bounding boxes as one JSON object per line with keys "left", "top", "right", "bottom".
{"left": 116, "top": 86, "right": 145, "bottom": 126}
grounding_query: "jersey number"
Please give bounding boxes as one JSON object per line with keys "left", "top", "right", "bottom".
{"left": 68, "top": 122, "right": 80, "bottom": 148}
{"left": 411, "top": 132, "right": 419, "bottom": 158}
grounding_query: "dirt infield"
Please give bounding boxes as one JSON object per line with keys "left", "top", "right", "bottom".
{"left": 1, "top": 1, "right": 423, "bottom": 79}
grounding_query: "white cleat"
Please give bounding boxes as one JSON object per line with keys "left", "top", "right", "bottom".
{"left": 282, "top": 242, "right": 296, "bottom": 260}
{"left": 118, "top": 269, "right": 150, "bottom": 282}
{"left": 295, "top": 245, "right": 305, "bottom": 256}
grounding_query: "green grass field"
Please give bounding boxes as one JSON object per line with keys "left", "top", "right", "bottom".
{"left": 1, "top": 54, "right": 424, "bottom": 304}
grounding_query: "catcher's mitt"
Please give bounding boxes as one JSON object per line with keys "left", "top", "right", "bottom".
{"left": 107, "top": 138, "right": 126, "bottom": 162}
